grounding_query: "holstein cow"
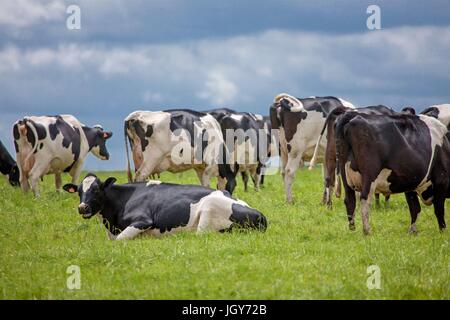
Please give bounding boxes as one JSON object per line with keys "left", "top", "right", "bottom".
{"left": 124, "top": 109, "right": 236, "bottom": 194}
{"left": 309, "top": 105, "right": 411, "bottom": 208}
{"left": 63, "top": 174, "right": 267, "bottom": 240}
{"left": 335, "top": 111, "right": 449, "bottom": 235}
{"left": 13, "top": 115, "right": 112, "bottom": 196}
{"left": 206, "top": 108, "right": 270, "bottom": 191}
{"left": 421, "top": 104, "right": 450, "bottom": 129}
{"left": 269, "top": 93, "right": 355, "bottom": 204}
{"left": 0, "top": 139, "right": 19, "bottom": 186}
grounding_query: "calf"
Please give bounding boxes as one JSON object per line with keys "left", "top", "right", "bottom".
{"left": 270, "top": 93, "right": 355, "bottom": 203}
{"left": 0, "top": 139, "right": 19, "bottom": 186}
{"left": 335, "top": 111, "right": 449, "bottom": 234}
{"left": 124, "top": 109, "right": 236, "bottom": 194}
{"left": 13, "top": 115, "right": 112, "bottom": 196}
{"left": 207, "top": 108, "right": 269, "bottom": 191}
{"left": 421, "top": 104, "right": 450, "bottom": 129}
{"left": 63, "top": 174, "right": 267, "bottom": 240}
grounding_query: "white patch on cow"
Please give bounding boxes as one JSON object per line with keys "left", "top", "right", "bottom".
{"left": 416, "top": 115, "right": 447, "bottom": 190}
{"left": 115, "top": 226, "right": 144, "bottom": 240}
{"left": 146, "top": 180, "right": 161, "bottom": 186}
{"left": 345, "top": 162, "right": 392, "bottom": 195}
{"left": 425, "top": 104, "right": 450, "bottom": 127}
{"left": 230, "top": 114, "right": 244, "bottom": 121}
{"left": 82, "top": 175, "right": 96, "bottom": 192}
{"left": 338, "top": 98, "right": 356, "bottom": 109}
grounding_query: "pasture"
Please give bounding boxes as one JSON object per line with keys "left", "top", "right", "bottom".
{"left": 0, "top": 168, "right": 448, "bottom": 299}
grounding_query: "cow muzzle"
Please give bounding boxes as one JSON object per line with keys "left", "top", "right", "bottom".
{"left": 78, "top": 203, "right": 93, "bottom": 219}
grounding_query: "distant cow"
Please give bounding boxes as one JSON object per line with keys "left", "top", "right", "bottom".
{"left": 207, "top": 108, "right": 270, "bottom": 191}
{"left": 13, "top": 115, "right": 112, "bottom": 196}
{"left": 0, "top": 139, "right": 19, "bottom": 186}
{"left": 335, "top": 111, "right": 449, "bottom": 234}
{"left": 421, "top": 104, "right": 450, "bottom": 129}
{"left": 63, "top": 174, "right": 267, "bottom": 240}
{"left": 309, "top": 105, "right": 405, "bottom": 208}
{"left": 124, "top": 109, "right": 236, "bottom": 194}
{"left": 270, "top": 93, "right": 355, "bottom": 203}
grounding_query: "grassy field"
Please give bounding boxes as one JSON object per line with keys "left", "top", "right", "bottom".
{"left": 0, "top": 168, "right": 448, "bottom": 299}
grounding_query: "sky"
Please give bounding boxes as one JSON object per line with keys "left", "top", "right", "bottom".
{"left": 1, "top": 0, "right": 450, "bottom": 170}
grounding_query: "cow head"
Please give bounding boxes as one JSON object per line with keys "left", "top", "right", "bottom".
{"left": 89, "top": 125, "right": 113, "bottom": 160}
{"left": 8, "top": 164, "right": 20, "bottom": 187}
{"left": 63, "top": 174, "right": 116, "bottom": 219}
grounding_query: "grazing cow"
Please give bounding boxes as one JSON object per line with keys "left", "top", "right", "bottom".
{"left": 309, "top": 105, "right": 404, "bottom": 208}
{"left": 0, "top": 139, "right": 19, "bottom": 186}
{"left": 335, "top": 111, "right": 449, "bottom": 234}
{"left": 206, "top": 108, "right": 269, "bottom": 191}
{"left": 421, "top": 104, "right": 450, "bottom": 129}
{"left": 13, "top": 115, "right": 112, "bottom": 196}
{"left": 124, "top": 109, "right": 236, "bottom": 194}
{"left": 269, "top": 93, "right": 355, "bottom": 203}
{"left": 63, "top": 174, "right": 267, "bottom": 240}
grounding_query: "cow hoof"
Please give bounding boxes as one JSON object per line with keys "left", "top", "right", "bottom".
{"left": 286, "top": 199, "right": 294, "bottom": 204}
{"left": 349, "top": 224, "right": 356, "bottom": 231}
{"left": 408, "top": 225, "right": 418, "bottom": 235}
{"left": 363, "top": 228, "right": 371, "bottom": 235}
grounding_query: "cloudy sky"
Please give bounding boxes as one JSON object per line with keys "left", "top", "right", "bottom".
{"left": 1, "top": 0, "right": 450, "bottom": 170}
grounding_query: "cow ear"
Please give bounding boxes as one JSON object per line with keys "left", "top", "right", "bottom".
{"left": 103, "top": 131, "right": 113, "bottom": 140}
{"left": 101, "top": 177, "right": 117, "bottom": 189}
{"left": 63, "top": 184, "right": 78, "bottom": 193}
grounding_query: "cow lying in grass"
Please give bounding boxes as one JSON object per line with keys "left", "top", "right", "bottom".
{"left": 63, "top": 174, "right": 267, "bottom": 240}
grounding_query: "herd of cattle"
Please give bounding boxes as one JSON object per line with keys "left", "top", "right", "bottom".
{"left": 1, "top": 94, "right": 449, "bottom": 239}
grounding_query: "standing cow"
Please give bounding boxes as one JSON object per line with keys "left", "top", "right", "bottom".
{"left": 309, "top": 105, "right": 407, "bottom": 208}
{"left": 207, "top": 108, "right": 269, "bottom": 191}
{"left": 13, "top": 115, "right": 112, "bottom": 196}
{"left": 0, "top": 139, "right": 19, "bottom": 186}
{"left": 63, "top": 174, "right": 267, "bottom": 240}
{"left": 335, "top": 111, "right": 449, "bottom": 234}
{"left": 270, "top": 93, "right": 355, "bottom": 204}
{"left": 124, "top": 109, "right": 236, "bottom": 194}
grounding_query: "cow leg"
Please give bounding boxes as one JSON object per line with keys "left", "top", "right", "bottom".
{"left": 375, "top": 193, "right": 381, "bottom": 208}
{"left": 19, "top": 170, "right": 30, "bottom": 193}
{"left": 241, "top": 171, "right": 249, "bottom": 192}
{"left": 360, "top": 180, "right": 376, "bottom": 235}
{"left": 29, "top": 160, "right": 49, "bottom": 197}
{"left": 404, "top": 191, "right": 421, "bottom": 234}
{"left": 322, "top": 164, "right": 334, "bottom": 209}
{"left": 55, "top": 172, "right": 62, "bottom": 192}
{"left": 250, "top": 166, "right": 260, "bottom": 191}
{"left": 432, "top": 190, "right": 447, "bottom": 231}
{"left": 384, "top": 194, "right": 391, "bottom": 208}
{"left": 69, "top": 160, "right": 84, "bottom": 185}
{"left": 284, "top": 153, "right": 301, "bottom": 204}
{"left": 115, "top": 225, "right": 146, "bottom": 240}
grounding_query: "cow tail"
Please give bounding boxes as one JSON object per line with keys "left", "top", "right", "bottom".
{"left": 24, "top": 119, "right": 39, "bottom": 162}
{"left": 124, "top": 120, "right": 133, "bottom": 182}
{"left": 309, "top": 106, "right": 348, "bottom": 170}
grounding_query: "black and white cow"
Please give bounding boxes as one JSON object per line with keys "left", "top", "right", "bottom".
{"left": 13, "top": 115, "right": 112, "bottom": 196}
{"left": 206, "top": 108, "right": 270, "bottom": 191}
{"left": 335, "top": 111, "right": 449, "bottom": 234}
{"left": 269, "top": 93, "right": 355, "bottom": 203}
{"left": 0, "top": 139, "right": 19, "bottom": 186}
{"left": 309, "top": 105, "right": 407, "bottom": 208}
{"left": 124, "top": 109, "right": 236, "bottom": 194}
{"left": 63, "top": 174, "right": 267, "bottom": 240}
{"left": 421, "top": 104, "right": 450, "bottom": 129}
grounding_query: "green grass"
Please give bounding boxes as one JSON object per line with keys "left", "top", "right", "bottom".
{"left": 0, "top": 168, "right": 448, "bottom": 299}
